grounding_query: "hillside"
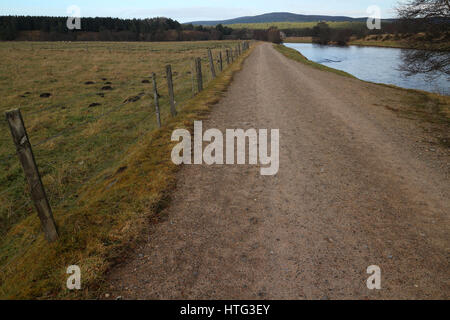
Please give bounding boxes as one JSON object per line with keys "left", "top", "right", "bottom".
{"left": 189, "top": 12, "right": 368, "bottom": 26}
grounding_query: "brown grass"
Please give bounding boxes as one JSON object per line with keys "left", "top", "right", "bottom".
{"left": 0, "top": 41, "right": 255, "bottom": 299}
{"left": 284, "top": 37, "right": 313, "bottom": 43}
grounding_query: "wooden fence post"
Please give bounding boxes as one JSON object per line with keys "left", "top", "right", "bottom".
{"left": 191, "top": 59, "right": 195, "bottom": 97}
{"left": 231, "top": 49, "right": 234, "bottom": 62}
{"left": 218, "top": 51, "right": 223, "bottom": 72}
{"left": 5, "top": 109, "right": 59, "bottom": 242}
{"left": 195, "top": 57, "right": 203, "bottom": 92}
{"left": 208, "top": 49, "right": 216, "bottom": 79}
{"left": 238, "top": 43, "right": 241, "bottom": 55}
{"left": 226, "top": 49, "right": 230, "bottom": 65}
{"left": 165, "top": 65, "right": 177, "bottom": 117}
{"left": 151, "top": 72, "right": 161, "bottom": 128}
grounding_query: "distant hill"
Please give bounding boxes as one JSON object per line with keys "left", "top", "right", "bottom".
{"left": 189, "top": 12, "right": 368, "bottom": 26}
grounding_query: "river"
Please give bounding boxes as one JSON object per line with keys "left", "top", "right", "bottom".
{"left": 284, "top": 43, "right": 449, "bottom": 95}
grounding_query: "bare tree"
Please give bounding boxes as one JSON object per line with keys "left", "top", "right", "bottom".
{"left": 396, "top": 0, "right": 450, "bottom": 78}
{"left": 397, "top": 0, "right": 450, "bottom": 19}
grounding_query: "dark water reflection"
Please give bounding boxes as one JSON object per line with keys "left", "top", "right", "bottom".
{"left": 285, "top": 43, "right": 449, "bottom": 95}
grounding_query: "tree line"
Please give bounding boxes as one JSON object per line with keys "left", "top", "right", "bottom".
{"left": 0, "top": 15, "right": 283, "bottom": 42}
{"left": 396, "top": 0, "right": 449, "bottom": 78}
{"left": 283, "top": 18, "right": 449, "bottom": 46}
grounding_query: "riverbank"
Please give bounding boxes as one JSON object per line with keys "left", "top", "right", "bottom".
{"left": 284, "top": 35, "right": 450, "bottom": 51}
{"left": 274, "top": 44, "right": 355, "bottom": 78}
{"left": 349, "top": 39, "right": 449, "bottom": 50}
{"left": 284, "top": 36, "right": 414, "bottom": 49}
{"left": 283, "top": 42, "right": 449, "bottom": 95}
{"left": 284, "top": 36, "right": 313, "bottom": 43}
{"left": 349, "top": 39, "right": 412, "bottom": 49}
{"left": 275, "top": 44, "right": 449, "bottom": 133}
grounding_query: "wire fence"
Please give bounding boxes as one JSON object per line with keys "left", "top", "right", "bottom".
{"left": 0, "top": 41, "right": 251, "bottom": 245}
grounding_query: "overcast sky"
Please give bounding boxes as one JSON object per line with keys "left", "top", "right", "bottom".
{"left": 0, "top": 0, "right": 401, "bottom": 22}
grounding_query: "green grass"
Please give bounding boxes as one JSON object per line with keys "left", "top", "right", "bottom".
{"left": 273, "top": 44, "right": 356, "bottom": 78}
{"left": 0, "top": 40, "right": 252, "bottom": 299}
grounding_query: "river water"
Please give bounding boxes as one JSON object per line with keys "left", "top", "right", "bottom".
{"left": 285, "top": 43, "right": 449, "bottom": 95}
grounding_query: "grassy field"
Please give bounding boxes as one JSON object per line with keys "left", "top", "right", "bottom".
{"left": 349, "top": 34, "right": 450, "bottom": 50}
{"left": 283, "top": 36, "right": 417, "bottom": 48}
{"left": 283, "top": 36, "right": 313, "bottom": 43}
{"left": 0, "top": 41, "right": 238, "bottom": 234}
{"left": 283, "top": 35, "right": 413, "bottom": 48}
{"left": 225, "top": 21, "right": 366, "bottom": 30}
{"left": 0, "top": 40, "right": 250, "bottom": 298}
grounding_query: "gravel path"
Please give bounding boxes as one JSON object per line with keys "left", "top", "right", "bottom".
{"left": 106, "top": 43, "right": 449, "bottom": 300}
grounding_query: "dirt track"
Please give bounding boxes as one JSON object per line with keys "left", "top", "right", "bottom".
{"left": 106, "top": 43, "right": 449, "bottom": 299}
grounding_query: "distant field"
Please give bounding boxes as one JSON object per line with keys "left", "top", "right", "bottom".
{"left": 349, "top": 34, "right": 450, "bottom": 50}
{"left": 284, "top": 37, "right": 313, "bottom": 43}
{"left": 284, "top": 33, "right": 450, "bottom": 51}
{"left": 0, "top": 41, "right": 237, "bottom": 236}
{"left": 225, "top": 21, "right": 366, "bottom": 30}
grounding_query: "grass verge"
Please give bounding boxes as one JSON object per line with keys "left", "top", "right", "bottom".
{"left": 378, "top": 84, "right": 450, "bottom": 125}
{"left": 0, "top": 43, "right": 256, "bottom": 299}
